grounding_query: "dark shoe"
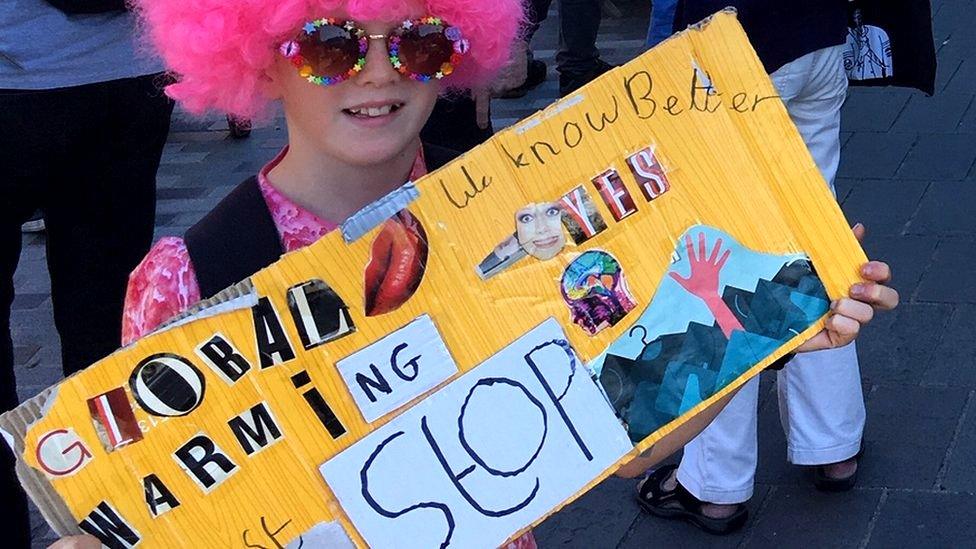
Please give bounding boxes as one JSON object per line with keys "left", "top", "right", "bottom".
{"left": 813, "top": 448, "right": 863, "bottom": 492}
{"left": 636, "top": 464, "right": 749, "bottom": 535}
{"left": 20, "top": 210, "right": 45, "bottom": 233}
{"left": 227, "top": 115, "right": 252, "bottom": 139}
{"left": 559, "top": 59, "right": 615, "bottom": 96}
{"left": 499, "top": 59, "right": 548, "bottom": 99}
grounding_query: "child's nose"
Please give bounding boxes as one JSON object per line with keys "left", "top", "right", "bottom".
{"left": 356, "top": 36, "right": 400, "bottom": 87}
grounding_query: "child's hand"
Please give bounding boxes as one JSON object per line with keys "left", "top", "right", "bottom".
{"left": 796, "top": 223, "right": 899, "bottom": 353}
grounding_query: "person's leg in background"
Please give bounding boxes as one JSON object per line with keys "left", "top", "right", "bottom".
{"left": 0, "top": 88, "right": 59, "bottom": 549}
{"left": 772, "top": 44, "right": 865, "bottom": 485}
{"left": 45, "top": 75, "right": 173, "bottom": 376}
{"left": 556, "top": 0, "right": 612, "bottom": 95}
{"left": 421, "top": 94, "right": 494, "bottom": 152}
{"left": 645, "top": 0, "right": 678, "bottom": 48}
{"left": 1, "top": 216, "right": 33, "bottom": 549}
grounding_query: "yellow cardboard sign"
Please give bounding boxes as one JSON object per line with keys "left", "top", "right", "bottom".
{"left": 3, "top": 12, "right": 865, "bottom": 549}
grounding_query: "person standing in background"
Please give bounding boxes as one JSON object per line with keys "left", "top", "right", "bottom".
{"left": 0, "top": 1, "right": 173, "bottom": 545}
{"left": 513, "top": 0, "right": 615, "bottom": 97}
{"left": 637, "top": 0, "right": 870, "bottom": 534}
{"left": 646, "top": 0, "right": 679, "bottom": 48}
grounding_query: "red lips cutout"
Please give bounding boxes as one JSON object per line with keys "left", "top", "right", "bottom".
{"left": 364, "top": 210, "right": 429, "bottom": 316}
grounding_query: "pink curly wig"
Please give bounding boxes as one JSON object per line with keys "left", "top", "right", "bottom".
{"left": 136, "top": 0, "right": 525, "bottom": 119}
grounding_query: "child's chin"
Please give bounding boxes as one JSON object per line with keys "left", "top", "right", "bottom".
{"left": 341, "top": 141, "right": 414, "bottom": 167}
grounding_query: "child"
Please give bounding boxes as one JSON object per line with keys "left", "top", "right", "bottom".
{"left": 53, "top": 0, "right": 897, "bottom": 546}
{"left": 123, "top": 0, "right": 538, "bottom": 547}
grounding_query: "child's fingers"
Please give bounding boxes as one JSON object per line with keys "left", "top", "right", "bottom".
{"left": 860, "top": 260, "right": 892, "bottom": 283}
{"left": 832, "top": 298, "right": 874, "bottom": 324}
{"left": 850, "top": 281, "right": 899, "bottom": 310}
{"left": 825, "top": 313, "right": 861, "bottom": 342}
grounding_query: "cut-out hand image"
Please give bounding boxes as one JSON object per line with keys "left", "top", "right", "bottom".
{"left": 593, "top": 225, "right": 832, "bottom": 442}
{"left": 669, "top": 233, "right": 745, "bottom": 339}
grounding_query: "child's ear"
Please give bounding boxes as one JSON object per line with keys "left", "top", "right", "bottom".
{"left": 263, "top": 58, "right": 287, "bottom": 99}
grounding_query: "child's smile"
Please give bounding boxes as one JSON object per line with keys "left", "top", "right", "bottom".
{"left": 342, "top": 99, "right": 407, "bottom": 127}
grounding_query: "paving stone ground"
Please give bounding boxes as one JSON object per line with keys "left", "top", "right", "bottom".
{"left": 13, "top": 0, "right": 976, "bottom": 546}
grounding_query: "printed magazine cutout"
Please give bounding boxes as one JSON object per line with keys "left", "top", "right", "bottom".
{"left": 0, "top": 11, "right": 868, "bottom": 549}
{"left": 843, "top": 0, "right": 937, "bottom": 94}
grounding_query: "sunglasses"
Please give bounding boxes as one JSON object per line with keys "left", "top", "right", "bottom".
{"left": 279, "top": 16, "right": 470, "bottom": 86}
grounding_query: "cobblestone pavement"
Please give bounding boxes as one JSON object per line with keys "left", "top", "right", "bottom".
{"left": 13, "top": 0, "right": 976, "bottom": 546}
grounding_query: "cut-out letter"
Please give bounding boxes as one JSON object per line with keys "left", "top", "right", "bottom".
{"left": 591, "top": 169, "right": 638, "bottom": 221}
{"left": 79, "top": 501, "right": 141, "bottom": 549}
{"left": 228, "top": 402, "right": 284, "bottom": 456}
{"left": 559, "top": 185, "right": 608, "bottom": 244}
{"left": 252, "top": 296, "right": 296, "bottom": 368}
{"left": 626, "top": 147, "right": 671, "bottom": 201}
{"left": 195, "top": 332, "right": 252, "bottom": 385}
{"left": 173, "top": 434, "right": 238, "bottom": 493}
{"left": 287, "top": 279, "right": 355, "bottom": 349}
{"left": 143, "top": 474, "right": 180, "bottom": 517}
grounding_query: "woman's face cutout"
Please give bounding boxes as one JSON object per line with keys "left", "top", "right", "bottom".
{"left": 515, "top": 202, "right": 566, "bottom": 260}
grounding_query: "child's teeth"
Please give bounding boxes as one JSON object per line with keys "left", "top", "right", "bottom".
{"left": 349, "top": 105, "right": 392, "bottom": 117}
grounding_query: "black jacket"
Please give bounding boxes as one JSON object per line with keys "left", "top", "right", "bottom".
{"left": 184, "top": 142, "right": 460, "bottom": 298}
{"left": 674, "top": 0, "right": 848, "bottom": 73}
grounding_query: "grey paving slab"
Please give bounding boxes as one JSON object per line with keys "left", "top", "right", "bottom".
{"left": 856, "top": 303, "right": 953, "bottom": 385}
{"left": 833, "top": 177, "right": 857, "bottom": 204}
{"left": 940, "top": 389, "right": 976, "bottom": 491}
{"left": 859, "top": 385, "right": 968, "bottom": 489}
{"left": 896, "top": 133, "right": 976, "bottom": 180}
{"left": 156, "top": 186, "right": 212, "bottom": 200}
{"left": 742, "top": 486, "right": 882, "bottom": 549}
{"left": 915, "top": 237, "right": 976, "bottom": 303}
{"left": 867, "top": 492, "right": 976, "bottom": 548}
{"left": 907, "top": 180, "right": 976, "bottom": 236}
{"left": 891, "top": 93, "right": 974, "bottom": 134}
{"left": 11, "top": 293, "right": 48, "bottom": 310}
{"left": 838, "top": 132, "right": 916, "bottom": 179}
{"left": 934, "top": 58, "right": 964, "bottom": 95}
{"left": 841, "top": 88, "right": 912, "bottom": 133}
{"left": 12, "top": 341, "right": 38, "bottom": 361}
{"left": 534, "top": 477, "right": 641, "bottom": 547}
{"left": 959, "top": 99, "right": 976, "bottom": 135}
{"left": 859, "top": 234, "right": 939, "bottom": 299}
{"left": 943, "top": 59, "right": 976, "bottom": 96}
{"left": 921, "top": 305, "right": 976, "bottom": 388}
{"left": 840, "top": 178, "right": 929, "bottom": 237}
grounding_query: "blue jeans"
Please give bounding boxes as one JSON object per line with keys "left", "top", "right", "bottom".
{"left": 646, "top": 0, "right": 678, "bottom": 48}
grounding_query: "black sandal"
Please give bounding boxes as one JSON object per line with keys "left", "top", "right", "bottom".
{"left": 813, "top": 447, "right": 864, "bottom": 492}
{"left": 635, "top": 464, "right": 749, "bottom": 535}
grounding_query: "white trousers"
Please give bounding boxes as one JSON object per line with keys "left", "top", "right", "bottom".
{"left": 676, "top": 45, "right": 866, "bottom": 504}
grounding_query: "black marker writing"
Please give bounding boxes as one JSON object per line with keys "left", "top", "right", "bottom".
{"left": 361, "top": 431, "right": 456, "bottom": 549}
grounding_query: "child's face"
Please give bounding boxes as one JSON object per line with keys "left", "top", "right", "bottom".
{"left": 271, "top": 8, "right": 440, "bottom": 167}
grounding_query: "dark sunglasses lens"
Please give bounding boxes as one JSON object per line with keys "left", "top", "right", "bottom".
{"left": 299, "top": 24, "right": 360, "bottom": 77}
{"left": 398, "top": 24, "right": 453, "bottom": 76}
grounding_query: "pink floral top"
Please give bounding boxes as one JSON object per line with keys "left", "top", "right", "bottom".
{"left": 120, "top": 147, "right": 537, "bottom": 549}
